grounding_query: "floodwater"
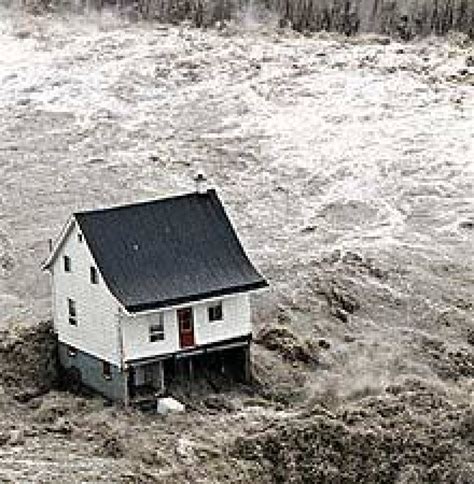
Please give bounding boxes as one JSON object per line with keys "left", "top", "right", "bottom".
{"left": 0, "top": 6, "right": 473, "bottom": 482}
{"left": 0, "top": 7, "right": 472, "bottom": 329}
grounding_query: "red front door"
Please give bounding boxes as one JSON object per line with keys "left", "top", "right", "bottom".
{"left": 178, "top": 308, "right": 195, "bottom": 348}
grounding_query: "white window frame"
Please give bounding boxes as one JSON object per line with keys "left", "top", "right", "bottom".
{"left": 208, "top": 302, "right": 223, "bottom": 322}
{"left": 149, "top": 314, "right": 165, "bottom": 342}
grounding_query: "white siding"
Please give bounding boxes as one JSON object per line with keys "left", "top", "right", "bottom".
{"left": 51, "top": 221, "right": 122, "bottom": 365}
{"left": 121, "top": 309, "right": 179, "bottom": 360}
{"left": 121, "top": 293, "right": 251, "bottom": 362}
{"left": 194, "top": 294, "right": 251, "bottom": 346}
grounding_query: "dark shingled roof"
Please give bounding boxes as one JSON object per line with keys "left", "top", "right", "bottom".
{"left": 74, "top": 190, "right": 267, "bottom": 313}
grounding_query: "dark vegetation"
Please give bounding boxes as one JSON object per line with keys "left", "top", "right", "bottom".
{"left": 0, "top": 321, "right": 58, "bottom": 399}
{"left": 19, "top": 0, "right": 474, "bottom": 39}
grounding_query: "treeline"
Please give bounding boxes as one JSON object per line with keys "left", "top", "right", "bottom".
{"left": 18, "top": 0, "right": 474, "bottom": 39}
{"left": 132, "top": 0, "right": 474, "bottom": 38}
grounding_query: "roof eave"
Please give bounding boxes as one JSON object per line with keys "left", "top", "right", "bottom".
{"left": 126, "top": 280, "right": 269, "bottom": 314}
{"left": 41, "top": 215, "right": 77, "bottom": 271}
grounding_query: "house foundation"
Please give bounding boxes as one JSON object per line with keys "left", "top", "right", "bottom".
{"left": 58, "top": 342, "right": 127, "bottom": 402}
{"left": 59, "top": 336, "right": 252, "bottom": 406}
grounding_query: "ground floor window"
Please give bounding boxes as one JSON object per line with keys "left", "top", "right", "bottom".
{"left": 67, "top": 298, "right": 77, "bottom": 325}
{"left": 102, "top": 361, "right": 112, "bottom": 379}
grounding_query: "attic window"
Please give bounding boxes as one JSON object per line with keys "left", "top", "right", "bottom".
{"left": 208, "top": 302, "right": 223, "bottom": 322}
{"left": 78, "top": 233, "right": 83, "bottom": 243}
{"left": 67, "top": 298, "right": 77, "bottom": 326}
{"left": 149, "top": 315, "right": 165, "bottom": 342}
{"left": 102, "top": 361, "right": 112, "bottom": 379}
{"left": 64, "top": 255, "right": 71, "bottom": 272}
{"left": 90, "top": 266, "right": 98, "bottom": 284}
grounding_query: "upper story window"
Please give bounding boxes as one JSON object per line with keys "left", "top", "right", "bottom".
{"left": 208, "top": 302, "right": 223, "bottom": 322}
{"left": 67, "top": 298, "right": 77, "bottom": 326}
{"left": 78, "top": 233, "right": 83, "bottom": 243}
{"left": 90, "top": 266, "right": 99, "bottom": 284}
{"left": 64, "top": 255, "right": 71, "bottom": 272}
{"left": 149, "top": 314, "right": 165, "bottom": 342}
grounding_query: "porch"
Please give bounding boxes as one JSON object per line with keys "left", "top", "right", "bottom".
{"left": 126, "top": 336, "right": 251, "bottom": 407}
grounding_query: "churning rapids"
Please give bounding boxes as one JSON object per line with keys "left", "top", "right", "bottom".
{"left": 0, "top": 5, "right": 473, "bottom": 483}
{"left": 0, "top": 6, "right": 472, "bottom": 327}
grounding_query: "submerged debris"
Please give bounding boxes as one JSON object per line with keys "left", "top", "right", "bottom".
{"left": 157, "top": 397, "right": 185, "bottom": 415}
{"left": 255, "top": 325, "right": 319, "bottom": 366}
{"left": 319, "top": 279, "right": 360, "bottom": 320}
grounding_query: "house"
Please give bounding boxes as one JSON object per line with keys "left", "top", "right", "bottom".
{"left": 42, "top": 184, "right": 268, "bottom": 404}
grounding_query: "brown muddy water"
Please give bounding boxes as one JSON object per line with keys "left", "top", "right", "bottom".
{"left": 0, "top": 5, "right": 473, "bottom": 483}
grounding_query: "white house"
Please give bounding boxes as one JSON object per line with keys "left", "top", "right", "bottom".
{"left": 42, "top": 186, "right": 267, "bottom": 404}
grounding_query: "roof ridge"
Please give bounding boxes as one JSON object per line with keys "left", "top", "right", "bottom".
{"left": 74, "top": 189, "right": 217, "bottom": 217}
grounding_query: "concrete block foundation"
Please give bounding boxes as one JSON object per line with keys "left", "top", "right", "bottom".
{"left": 58, "top": 342, "right": 126, "bottom": 402}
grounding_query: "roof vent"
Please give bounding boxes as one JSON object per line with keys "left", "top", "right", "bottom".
{"left": 194, "top": 171, "right": 207, "bottom": 195}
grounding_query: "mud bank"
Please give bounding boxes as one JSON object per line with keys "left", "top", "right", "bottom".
{"left": 0, "top": 324, "right": 471, "bottom": 483}
{"left": 234, "top": 379, "right": 473, "bottom": 483}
